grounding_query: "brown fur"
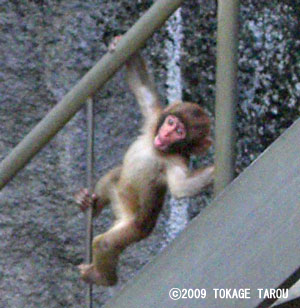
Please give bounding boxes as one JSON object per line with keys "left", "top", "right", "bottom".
{"left": 76, "top": 41, "right": 214, "bottom": 286}
{"left": 155, "top": 102, "right": 211, "bottom": 157}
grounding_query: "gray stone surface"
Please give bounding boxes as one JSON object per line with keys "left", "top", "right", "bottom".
{"left": 0, "top": 0, "right": 299, "bottom": 307}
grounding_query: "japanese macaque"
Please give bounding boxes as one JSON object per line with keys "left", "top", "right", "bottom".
{"left": 75, "top": 36, "right": 214, "bottom": 286}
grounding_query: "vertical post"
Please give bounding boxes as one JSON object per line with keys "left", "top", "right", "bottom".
{"left": 214, "top": 0, "right": 240, "bottom": 196}
{"left": 86, "top": 97, "right": 94, "bottom": 308}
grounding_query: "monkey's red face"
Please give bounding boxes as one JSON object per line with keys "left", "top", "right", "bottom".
{"left": 154, "top": 115, "right": 186, "bottom": 152}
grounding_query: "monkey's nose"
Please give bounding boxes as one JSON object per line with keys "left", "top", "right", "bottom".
{"left": 163, "top": 128, "right": 175, "bottom": 138}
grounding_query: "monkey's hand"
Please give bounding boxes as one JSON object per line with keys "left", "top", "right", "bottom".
{"left": 108, "top": 35, "right": 123, "bottom": 53}
{"left": 74, "top": 188, "right": 99, "bottom": 212}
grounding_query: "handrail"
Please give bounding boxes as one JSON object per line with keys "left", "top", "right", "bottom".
{"left": 0, "top": 0, "right": 184, "bottom": 190}
{"left": 214, "top": 0, "right": 240, "bottom": 195}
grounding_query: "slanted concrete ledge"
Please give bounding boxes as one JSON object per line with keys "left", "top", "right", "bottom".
{"left": 104, "top": 119, "right": 300, "bottom": 308}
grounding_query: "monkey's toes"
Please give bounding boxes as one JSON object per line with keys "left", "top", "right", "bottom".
{"left": 78, "top": 264, "right": 117, "bottom": 286}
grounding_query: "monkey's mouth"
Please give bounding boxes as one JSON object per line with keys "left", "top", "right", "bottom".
{"left": 154, "top": 135, "right": 169, "bottom": 151}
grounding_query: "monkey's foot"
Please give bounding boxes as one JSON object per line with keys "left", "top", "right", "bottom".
{"left": 78, "top": 264, "right": 117, "bottom": 286}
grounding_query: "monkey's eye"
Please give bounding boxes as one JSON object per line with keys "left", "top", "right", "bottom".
{"left": 176, "top": 128, "right": 184, "bottom": 135}
{"left": 168, "top": 118, "right": 174, "bottom": 125}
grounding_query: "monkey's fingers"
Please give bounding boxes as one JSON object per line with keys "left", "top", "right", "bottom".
{"left": 74, "top": 193, "right": 89, "bottom": 206}
{"left": 78, "top": 263, "right": 92, "bottom": 274}
{"left": 74, "top": 188, "right": 93, "bottom": 212}
{"left": 74, "top": 188, "right": 88, "bottom": 201}
{"left": 80, "top": 198, "right": 94, "bottom": 212}
{"left": 108, "top": 35, "right": 123, "bottom": 52}
{"left": 91, "top": 193, "right": 98, "bottom": 201}
{"left": 79, "top": 203, "right": 89, "bottom": 212}
{"left": 202, "top": 165, "right": 215, "bottom": 187}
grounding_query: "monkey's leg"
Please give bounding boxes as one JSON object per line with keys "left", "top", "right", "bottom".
{"left": 92, "top": 166, "right": 122, "bottom": 216}
{"left": 79, "top": 216, "right": 141, "bottom": 286}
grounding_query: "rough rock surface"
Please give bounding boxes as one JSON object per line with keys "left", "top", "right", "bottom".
{"left": 0, "top": 0, "right": 299, "bottom": 307}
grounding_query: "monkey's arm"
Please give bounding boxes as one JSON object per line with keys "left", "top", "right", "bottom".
{"left": 109, "top": 36, "right": 162, "bottom": 118}
{"left": 167, "top": 163, "right": 214, "bottom": 199}
{"left": 125, "top": 52, "right": 162, "bottom": 118}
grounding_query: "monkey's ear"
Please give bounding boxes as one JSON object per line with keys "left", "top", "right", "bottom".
{"left": 191, "top": 137, "right": 212, "bottom": 155}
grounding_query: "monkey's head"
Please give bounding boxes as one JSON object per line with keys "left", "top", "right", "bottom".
{"left": 154, "top": 102, "right": 211, "bottom": 157}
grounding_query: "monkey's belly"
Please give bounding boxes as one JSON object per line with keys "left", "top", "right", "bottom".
{"left": 117, "top": 160, "right": 165, "bottom": 212}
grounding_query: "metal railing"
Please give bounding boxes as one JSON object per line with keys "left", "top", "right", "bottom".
{"left": 0, "top": 0, "right": 239, "bottom": 197}
{"left": 1, "top": 0, "right": 299, "bottom": 307}
{"left": 0, "top": 0, "right": 184, "bottom": 190}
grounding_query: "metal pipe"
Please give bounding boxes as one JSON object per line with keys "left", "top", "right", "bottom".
{"left": 86, "top": 97, "right": 94, "bottom": 308}
{"left": 214, "top": 0, "right": 240, "bottom": 196}
{"left": 0, "top": 0, "right": 184, "bottom": 190}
